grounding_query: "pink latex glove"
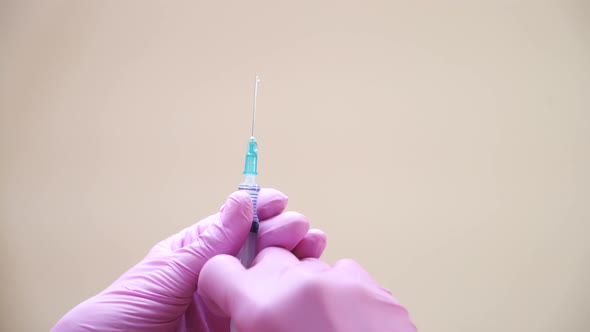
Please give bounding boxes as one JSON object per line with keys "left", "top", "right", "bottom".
{"left": 199, "top": 247, "right": 417, "bottom": 332}
{"left": 52, "top": 189, "right": 327, "bottom": 332}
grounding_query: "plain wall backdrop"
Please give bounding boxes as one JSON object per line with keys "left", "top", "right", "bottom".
{"left": 1, "top": 1, "right": 589, "bottom": 331}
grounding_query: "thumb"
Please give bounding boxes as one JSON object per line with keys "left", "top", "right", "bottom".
{"left": 198, "top": 254, "right": 247, "bottom": 317}
{"left": 174, "top": 191, "right": 253, "bottom": 276}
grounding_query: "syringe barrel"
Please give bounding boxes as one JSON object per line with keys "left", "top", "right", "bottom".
{"left": 236, "top": 176, "right": 260, "bottom": 270}
{"left": 238, "top": 175, "right": 260, "bottom": 233}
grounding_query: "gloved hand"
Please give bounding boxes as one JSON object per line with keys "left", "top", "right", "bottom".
{"left": 52, "top": 188, "right": 327, "bottom": 332}
{"left": 199, "top": 247, "right": 417, "bottom": 332}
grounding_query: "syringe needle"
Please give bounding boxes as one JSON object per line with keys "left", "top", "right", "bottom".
{"left": 252, "top": 75, "right": 260, "bottom": 137}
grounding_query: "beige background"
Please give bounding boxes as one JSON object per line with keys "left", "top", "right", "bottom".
{"left": 1, "top": 1, "right": 589, "bottom": 331}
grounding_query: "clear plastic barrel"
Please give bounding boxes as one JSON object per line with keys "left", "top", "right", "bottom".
{"left": 232, "top": 179, "right": 261, "bottom": 332}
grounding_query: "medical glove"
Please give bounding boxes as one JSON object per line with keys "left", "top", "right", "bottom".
{"left": 52, "top": 188, "right": 327, "bottom": 332}
{"left": 199, "top": 247, "right": 417, "bottom": 332}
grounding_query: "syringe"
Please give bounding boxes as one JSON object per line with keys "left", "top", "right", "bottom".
{"left": 230, "top": 77, "right": 261, "bottom": 332}
{"left": 235, "top": 75, "right": 261, "bottom": 268}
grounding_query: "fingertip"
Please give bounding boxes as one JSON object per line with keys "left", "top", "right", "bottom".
{"left": 292, "top": 229, "right": 327, "bottom": 259}
{"left": 188, "top": 191, "right": 251, "bottom": 260}
{"left": 199, "top": 254, "right": 245, "bottom": 288}
{"left": 259, "top": 188, "right": 288, "bottom": 202}
{"left": 198, "top": 254, "right": 246, "bottom": 317}
{"left": 227, "top": 190, "right": 253, "bottom": 210}
{"left": 257, "top": 188, "right": 288, "bottom": 220}
{"left": 257, "top": 211, "right": 309, "bottom": 251}
{"left": 221, "top": 191, "right": 253, "bottom": 228}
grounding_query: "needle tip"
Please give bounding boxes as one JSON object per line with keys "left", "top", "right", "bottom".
{"left": 251, "top": 76, "right": 260, "bottom": 137}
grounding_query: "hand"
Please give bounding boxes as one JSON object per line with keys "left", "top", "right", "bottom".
{"left": 198, "top": 247, "right": 417, "bottom": 332}
{"left": 52, "top": 189, "right": 327, "bottom": 332}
